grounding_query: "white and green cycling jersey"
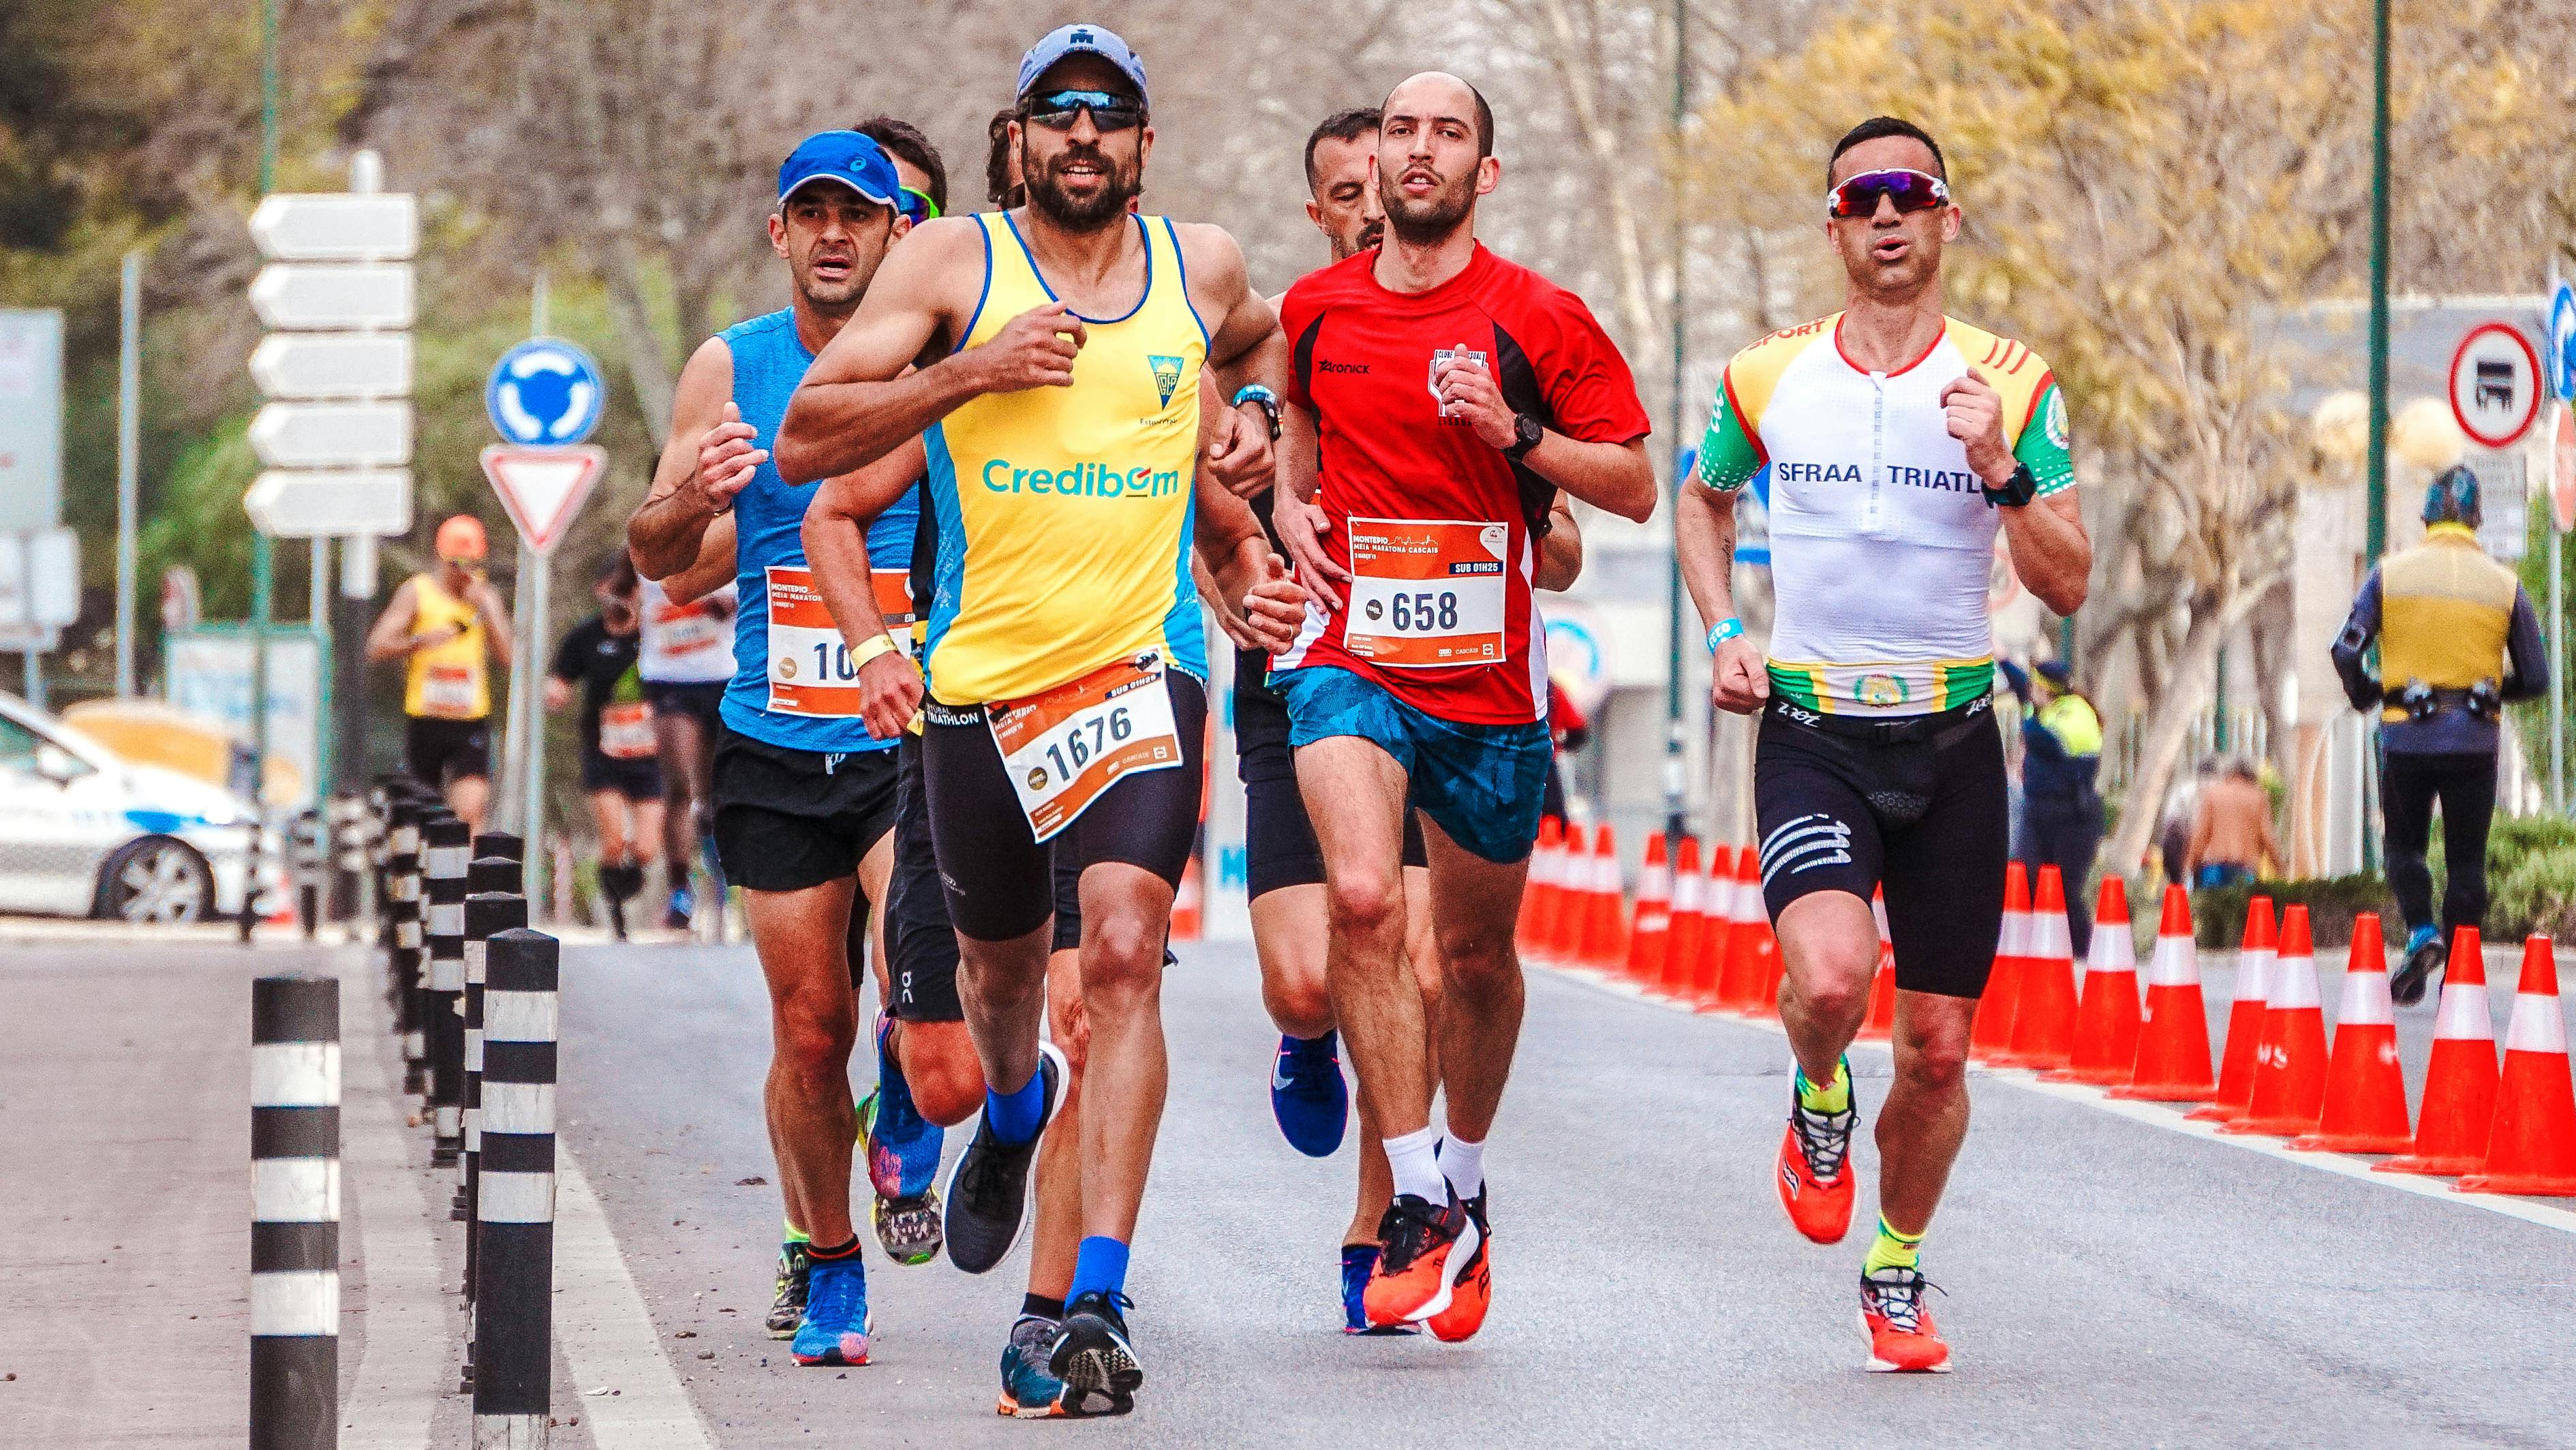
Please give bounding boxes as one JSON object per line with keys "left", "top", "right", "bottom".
{"left": 1698, "top": 313, "right": 2074, "bottom": 716}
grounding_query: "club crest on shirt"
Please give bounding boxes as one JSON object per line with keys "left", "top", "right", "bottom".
{"left": 2044, "top": 387, "right": 2070, "bottom": 451}
{"left": 1858, "top": 674, "right": 1908, "bottom": 708}
{"left": 1148, "top": 354, "right": 1184, "bottom": 409}
{"left": 1429, "top": 347, "right": 1488, "bottom": 411}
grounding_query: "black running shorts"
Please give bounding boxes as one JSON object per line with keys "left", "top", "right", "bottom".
{"left": 709, "top": 725, "right": 900, "bottom": 894}
{"left": 886, "top": 733, "right": 1084, "bottom": 1021}
{"left": 1235, "top": 684, "right": 1424, "bottom": 898}
{"left": 922, "top": 671, "right": 1208, "bottom": 943}
{"left": 578, "top": 749, "right": 663, "bottom": 801}
{"left": 1753, "top": 695, "right": 2008, "bottom": 999}
{"left": 643, "top": 679, "right": 726, "bottom": 731}
{"left": 403, "top": 715, "right": 491, "bottom": 789}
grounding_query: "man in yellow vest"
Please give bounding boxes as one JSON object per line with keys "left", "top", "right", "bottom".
{"left": 2003, "top": 657, "right": 2106, "bottom": 954}
{"left": 2333, "top": 465, "right": 2548, "bottom": 1004}
{"left": 365, "top": 513, "right": 516, "bottom": 833}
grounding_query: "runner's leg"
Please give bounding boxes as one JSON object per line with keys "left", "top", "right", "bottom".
{"left": 1071, "top": 861, "right": 1174, "bottom": 1244}
{"left": 448, "top": 772, "right": 490, "bottom": 836}
{"left": 1296, "top": 738, "right": 1427, "bottom": 1147}
{"left": 1415, "top": 819, "right": 1528, "bottom": 1147}
{"left": 746, "top": 877, "right": 863, "bottom": 1248}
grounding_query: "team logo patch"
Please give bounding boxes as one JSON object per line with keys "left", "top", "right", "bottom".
{"left": 2044, "top": 388, "right": 2069, "bottom": 451}
{"left": 1858, "top": 674, "right": 1908, "bottom": 708}
{"left": 1148, "top": 354, "right": 1184, "bottom": 408}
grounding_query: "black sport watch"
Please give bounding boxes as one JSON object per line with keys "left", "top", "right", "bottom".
{"left": 1502, "top": 412, "right": 1544, "bottom": 462}
{"left": 1982, "top": 460, "right": 2039, "bottom": 508}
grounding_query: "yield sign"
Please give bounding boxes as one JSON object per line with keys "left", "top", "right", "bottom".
{"left": 480, "top": 444, "right": 605, "bottom": 555}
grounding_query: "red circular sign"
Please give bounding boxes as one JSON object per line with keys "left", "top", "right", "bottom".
{"left": 2449, "top": 321, "right": 2544, "bottom": 449}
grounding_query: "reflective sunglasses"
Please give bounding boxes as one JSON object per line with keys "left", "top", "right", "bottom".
{"left": 898, "top": 186, "right": 940, "bottom": 224}
{"left": 1825, "top": 168, "right": 1952, "bottom": 219}
{"left": 1020, "top": 89, "right": 1146, "bottom": 132}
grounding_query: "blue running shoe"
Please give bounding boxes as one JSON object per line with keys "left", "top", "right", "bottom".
{"left": 1341, "top": 1244, "right": 1416, "bottom": 1335}
{"left": 789, "top": 1255, "right": 872, "bottom": 1367}
{"left": 662, "top": 886, "right": 694, "bottom": 933}
{"left": 1270, "top": 1031, "right": 1349, "bottom": 1158}
{"left": 996, "top": 1314, "right": 1066, "bottom": 1417}
{"left": 865, "top": 1017, "right": 945, "bottom": 1265}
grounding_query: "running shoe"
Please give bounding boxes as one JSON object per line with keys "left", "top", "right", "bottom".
{"left": 1425, "top": 1190, "right": 1491, "bottom": 1342}
{"left": 1858, "top": 1265, "right": 1951, "bottom": 1372}
{"left": 663, "top": 886, "right": 694, "bottom": 933}
{"left": 863, "top": 1018, "right": 946, "bottom": 1265}
{"left": 943, "top": 1040, "right": 1067, "bottom": 1274}
{"left": 2391, "top": 924, "right": 2446, "bottom": 1008}
{"left": 1049, "top": 1290, "right": 1141, "bottom": 1418}
{"left": 765, "top": 1239, "right": 811, "bottom": 1339}
{"left": 1270, "top": 1031, "right": 1349, "bottom": 1158}
{"left": 1777, "top": 1063, "right": 1859, "bottom": 1244}
{"left": 788, "top": 1255, "right": 872, "bottom": 1367}
{"left": 1340, "top": 1245, "right": 1415, "bottom": 1335}
{"left": 996, "top": 1314, "right": 1066, "bottom": 1418}
{"left": 1362, "top": 1192, "right": 1479, "bottom": 1328}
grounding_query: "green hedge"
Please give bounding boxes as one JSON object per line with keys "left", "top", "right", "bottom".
{"left": 2188, "top": 875, "right": 2393, "bottom": 952}
{"left": 2173, "top": 816, "right": 2576, "bottom": 950}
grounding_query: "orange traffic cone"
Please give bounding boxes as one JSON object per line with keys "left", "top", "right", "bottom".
{"left": 1661, "top": 838, "right": 1706, "bottom": 999}
{"left": 2220, "top": 904, "right": 2329, "bottom": 1138}
{"left": 1969, "top": 862, "right": 2030, "bottom": 1063}
{"left": 1625, "top": 832, "right": 1672, "bottom": 985}
{"left": 2455, "top": 935, "right": 2576, "bottom": 1196}
{"left": 1717, "top": 856, "right": 1781, "bottom": 1018}
{"left": 1520, "top": 816, "right": 1564, "bottom": 953}
{"left": 1575, "top": 824, "right": 1626, "bottom": 971}
{"left": 1539, "top": 823, "right": 1588, "bottom": 966}
{"left": 2186, "top": 895, "right": 2278, "bottom": 1122}
{"left": 2109, "top": 885, "right": 2218, "bottom": 1101}
{"left": 1999, "top": 864, "right": 2079, "bottom": 1068}
{"left": 2288, "top": 913, "right": 2412, "bottom": 1152}
{"left": 1169, "top": 855, "right": 1204, "bottom": 940}
{"left": 2046, "top": 877, "right": 2141, "bottom": 1084}
{"left": 1689, "top": 846, "right": 1738, "bottom": 1007}
{"left": 2378, "top": 926, "right": 2500, "bottom": 1176}
{"left": 1857, "top": 889, "right": 1897, "bottom": 1042}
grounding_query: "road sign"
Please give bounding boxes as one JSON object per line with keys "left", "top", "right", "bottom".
{"left": 249, "top": 401, "right": 413, "bottom": 468}
{"left": 2553, "top": 404, "right": 2576, "bottom": 532}
{"left": 0, "top": 528, "right": 77, "bottom": 627}
{"left": 480, "top": 445, "right": 605, "bottom": 554}
{"left": 244, "top": 468, "right": 414, "bottom": 537}
{"left": 249, "top": 193, "right": 418, "bottom": 262}
{"left": 2466, "top": 450, "right": 2530, "bottom": 562}
{"left": 0, "top": 309, "right": 63, "bottom": 534}
{"left": 250, "top": 262, "right": 414, "bottom": 331}
{"left": 249, "top": 333, "right": 412, "bottom": 399}
{"left": 485, "top": 339, "right": 606, "bottom": 446}
{"left": 2449, "top": 321, "right": 2543, "bottom": 449}
{"left": 2551, "top": 284, "right": 2576, "bottom": 402}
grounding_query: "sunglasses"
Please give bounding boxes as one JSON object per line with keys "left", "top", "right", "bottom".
{"left": 1826, "top": 168, "right": 1952, "bottom": 219}
{"left": 898, "top": 186, "right": 940, "bottom": 224}
{"left": 1020, "top": 89, "right": 1146, "bottom": 132}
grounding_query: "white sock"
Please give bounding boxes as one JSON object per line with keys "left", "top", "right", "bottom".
{"left": 1439, "top": 1134, "right": 1486, "bottom": 1200}
{"left": 1382, "top": 1124, "right": 1447, "bottom": 1204}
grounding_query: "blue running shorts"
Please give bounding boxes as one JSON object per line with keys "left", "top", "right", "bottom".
{"left": 1278, "top": 665, "right": 1550, "bottom": 865}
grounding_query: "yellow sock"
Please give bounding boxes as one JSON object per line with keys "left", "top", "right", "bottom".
{"left": 1863, "top": 1215, "right": 1924, "bottom": 1275}
{"left": 1796, "top": 1059, "right": 1852, "bottom": 1115}
{"left": 783, "top": 1220, "right": 810, "bottom": 1245}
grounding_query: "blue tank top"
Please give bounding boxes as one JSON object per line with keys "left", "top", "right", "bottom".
{"left": 716, "top": 308, "right": 920, "bottom": 752}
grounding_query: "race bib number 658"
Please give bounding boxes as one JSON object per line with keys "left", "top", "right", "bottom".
{"left": 1343, "top": 517, "right": 1509, "bottom": 668}
{"left": 986, "top": 653, "right": 1183, "bottom": 841}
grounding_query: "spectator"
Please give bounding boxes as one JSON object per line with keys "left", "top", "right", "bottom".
{"left": 2185, "top": 757, "right": 2276, "bottom": 888}
{"left": 2003, "top": 656, "right": 2104, "bottom": 955}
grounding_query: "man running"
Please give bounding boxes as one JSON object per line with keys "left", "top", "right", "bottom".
{"left": 545, "top": 554, "right": 661, "bottom": 939}
{"left": 636, "top": 570, "right": 733, "bottom": 931}
{"left": 1673, "top": 116, "right": 2091, "bottom": 1372}
{"left": 774, "top": 23, "right": 1302, "bottom": 1413}
{"left": 1268, "top": 72, "right": 1655, "bottom": 1341}
{"left": 365, "top": 513, "right": 512, "bottom": 833}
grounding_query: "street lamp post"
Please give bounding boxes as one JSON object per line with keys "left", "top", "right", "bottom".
{"left": 1662, "top": 0, "right": 1691, "bottom": 844}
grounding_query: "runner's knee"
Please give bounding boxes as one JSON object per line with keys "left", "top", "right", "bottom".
{"left": 1262, "top": 969, "right": 1334, "bottom": 1039}
{"left": 1895, "top": 1031, "right": 1969, "bottom": 1098}
{"left": 1435, "top": 923, "right": 1518, "bottom": 997}
{"left": 1325, "top": 869, "right": 1405, "bottom": 944}
{"left": 773, "top": 1008, "right": 856, "bottom": 1094}
{"left": 1075, "top": 911, "right": 1166, "bottom": 1011}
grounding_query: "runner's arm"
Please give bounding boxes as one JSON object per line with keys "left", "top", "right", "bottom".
{"left": 1534, "top": 498, "right": 1582, "bottom": 592}
{"left": 1674, "top": 477, "right": 1767, "bottom": 712}
{"left": 1998, "top": 489, "right": 2088, "bottom": 616}
{"left": 1268, "top": 398, "right": 1347, "bottom": 613}
{"left": 660, "top": 513, "right": 736, "bottom": 607}
{"left": 1431, "top": 355, "right": 1656, "bottom": 521}
{"left": 1193, "top": 470, "right": 1304, "bottom": 655}
{"left": 362, "top": 579, "right": 426, "bottom": 663}
{"left": 800, "top": 439, "right": 928, "bottom": 741}
{"left": 470, "top": 577, "right": 515, "bottom": 669}
{"left": 630, "top": 338, "right": 742, "bottom": 579}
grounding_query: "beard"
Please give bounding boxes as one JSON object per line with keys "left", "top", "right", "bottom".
{"left": 1024, "top": 141, "right": 1142, "bottom": 231}
{"left": 1381, "top": 170, "right": 1474, "bottom": 245}
{"left": 1336, "top": 217, "right": 1384, "bottom": 259}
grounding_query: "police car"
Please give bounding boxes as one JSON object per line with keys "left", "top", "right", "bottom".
{"left": 0, "top": 691, "right": 275, "bottom": 923}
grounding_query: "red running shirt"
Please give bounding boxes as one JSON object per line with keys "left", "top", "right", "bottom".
{"left": 1275, "top": 244, "right": 1649, "bottom": 725}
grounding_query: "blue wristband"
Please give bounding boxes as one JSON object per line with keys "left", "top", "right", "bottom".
{"left": 1230, "top": 384, "right": 1282, "bottom": 439}
{"left": 1706, "top": 618, "right": 1743, "bottom": 653}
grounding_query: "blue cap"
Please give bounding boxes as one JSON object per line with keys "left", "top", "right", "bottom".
{"left": 1015, "top": 24, "right": 1148, "bottom": 106}
{"left": 776, "top": 131, "right": 902, "bottom": 210}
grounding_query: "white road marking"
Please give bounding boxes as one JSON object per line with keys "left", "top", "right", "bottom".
{"left": 341, "top": 978, "right": 450, "bottom": 1450}
{"left": 555, "top": 1149, "right": 716, "bottom": 1450}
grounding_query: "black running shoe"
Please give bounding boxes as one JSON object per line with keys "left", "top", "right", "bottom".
{"left": 765, "top": 1240, "right": 812, "bottom": 1339}
{"left": 942, "top": 1040, "right": 1067, "bottom": 1274}
{"left": 1049, "top": 1290, "right": 1141, "bottom": 1417}
{"left": 2391, "top": 932, "right": 2447, "bottom": 1008}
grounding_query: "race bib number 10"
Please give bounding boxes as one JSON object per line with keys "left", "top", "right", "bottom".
{"left": 985, "top": 653, "right": 1184, "bottom": 842}
{"left": 1342, "top": 517, "right": 1509, "bottom": 668}
{"left": 764, "top": 564, "right": 861, "bottom": 716}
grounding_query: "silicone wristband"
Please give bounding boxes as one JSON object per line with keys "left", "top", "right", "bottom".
{"left": 850, "top": 633, "right": 902, "bottom": 671}
{"left": 1706, "top": 618, "right": 1744, "bottom": 652}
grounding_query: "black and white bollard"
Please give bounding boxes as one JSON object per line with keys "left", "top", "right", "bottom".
{"left": 425, "top": 816, "right": 472, "bottom": 1164}
{"left": 384, "top": 800, "right": 427, "bottom": 1096}
{"left": 475, "top": 928, "right": 558, "bottom": 1447}
{"left": 459, "top": 875, "right": 528, "bottom": 1254}
{"left": 292, "top": 809, "right": 324, "bottom": 939}
{"left": 251, "top": 973, "right": 339, "bottom": 1450}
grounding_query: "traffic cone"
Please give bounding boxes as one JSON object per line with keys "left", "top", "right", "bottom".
{"left": 1575, "top": 824, "right": 1626, "bottom": 971}
{"left": 2186, "top": 895, "right": 2277, "bottom": 1122}
{"left": 1625, "top": 832, "right": 1672, "bottom": 985}
{"left": 1519, "top": 815, "right": 1564, "bottom": 954}
{"left": 2455, "top": 935, "right": 2576, "bottom": 1196}
{"left": 2220, "top": 905, "right": 2329, "bottom": 1138}
{"left": 2288, "top": 913, "right": 2412, "bottom": 1152}
{"left": 1969, "top": 862, "right": 2031, "bottom": 1063}
{"left": 1716, "top": 847, "right": 1779, "bottom": 1017}
{"left": 2378, "top": 926, "right": 2500, "bottom": 1176}
{"left": 1998, "top": 864, "right": 2079, "bottom": 1069}
{"left": 1661, "top": 838, "right": 1706, "bottom": 999}
{"left": 1540, "top": 823, "right": 1589, "bottom": 967}
{"left": 2109, "top": 885, "right": 2218, "bottom": 1101}
{"left": 2045, "top": 877, "right": 2141, "bottom": 1084}
{"left": 1688, "top": 846, "right": 1738, "bottom": 1007}
{"left": 1169, "top": 855, "right": 1204, "bottom": 941}
{"left": 1856, "top": 888, "right": 1897, "bottom": 1042}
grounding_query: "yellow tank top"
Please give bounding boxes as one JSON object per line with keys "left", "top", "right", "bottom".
{"left": 2378, "top": 523, "right": 2516, "bottom": 722}
{"left": 403, "top": 572, "right": 491, "bottom": 719}
{"left": 920, "top": 211, "right": 1208, "bottom": 705}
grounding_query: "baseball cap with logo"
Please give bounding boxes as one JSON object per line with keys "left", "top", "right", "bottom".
{"left": 1015, "top": 23, "right": 1149, "bottom": 107}
{"left": 776, "top": 130, "right": 903, "bottom": 211}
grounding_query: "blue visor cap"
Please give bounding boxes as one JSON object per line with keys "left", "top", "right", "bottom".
{"left": 1016, "top": 23, "right": 1149, "bottom": 107}
{"left": 778, "top": 130, "right": 902, "bottom": 210}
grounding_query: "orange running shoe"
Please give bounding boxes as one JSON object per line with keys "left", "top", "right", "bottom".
{"left": 1776, "top": 1067, "right": 1858, "bottom": 1244}
{"left": 1859, "top": 1267, "right": 1951, "bottom": 1372}
{"left": 1425, "top": 1192, "right": 1490, "bottom": 1342}
{"left": 1362, "top": 1193, "right": 1479, "bottom": 1328}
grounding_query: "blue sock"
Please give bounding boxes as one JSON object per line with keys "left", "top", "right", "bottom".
{"left": 1296, "top": 1029, "right": 1339, "bottom": 1058}
{"left": 1069, "top": 1235, "right": 1131, "bottom": 1302}
{"left": 983, "top": 1066, "right": 1047, "bottom": 1145}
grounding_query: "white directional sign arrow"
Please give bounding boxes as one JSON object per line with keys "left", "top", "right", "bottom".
{"left": 249, "top": 333, "right": 413, "bottom": 399}
{"left": 250, "top": 262, "right": 414, "bottom": 331}
{"left": 250, "top": 401, "right": 414, "bottom": 468}
{"left": 480, "top": 444, "right": 607, "bottom": 554}
{"left": 244, "top": 468, "right": 414, "bottom": 537}
{"left": 249, "top": 193, "right": 418, "bottom": 261}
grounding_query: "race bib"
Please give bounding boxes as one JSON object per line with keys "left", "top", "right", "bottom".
{"left": 763, "top": 564, "right": 863, "bottom": 716}
{"left": 420, "top": 665, "right": 480, "bottom": 718}
{"left": 1342, "top": 517, "right": 1509, "bottom": 668}
{"left": 648, "top": 599, "right": 727, "bottom": 661}
{"left": 598, "top": 700, "right": 656, "bottom": 759}
{"left": 985, "top": 653, "right": 1184, "bottom": 842}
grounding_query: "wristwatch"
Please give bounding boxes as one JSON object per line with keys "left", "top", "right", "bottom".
{"left": 1502, "top": 412, "right": 1544, "bottom": 462}
{"left": 1982, "top": 460, "right": 2038, "bottom": 508}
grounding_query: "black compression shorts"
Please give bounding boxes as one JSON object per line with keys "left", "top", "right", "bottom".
{"left": 922, "top": 671, "right": 1208, "bottom": 943}
{"left": 1235, "top": 684, "right": 1424, "bottom": 898}
{"left": 403, "top": 715, "right": 491, "bottom": 789}
{"left": 1753, "top": 695, "right": 2008, "bottom": 999}
{"left": 887, "top": 732, "right": 1083, "bottom": 1021}
{"left": 709, "top": 726, "right": 900, "bottom": 894}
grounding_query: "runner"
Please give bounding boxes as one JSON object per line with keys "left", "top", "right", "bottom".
{"left": 364, "top": 513, "right": 513, "bottom": 834}
{"left": 626, "top": 125, "right": 976, "bottom": 1370}
{"left": 1672, "top": 116, "right": 2091, "bottom": 1372}
{"left": 544, "top": 554, "right": 662, "bottom": 940}
{"left": 774, "top": 23, "right": 1304, "bottom": 1413}
{"left": 1267, "top": 72, "right": 1655, "bottom": 1342}
{"left": 636, "top": 571, "right": 733, "bottom": 931}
